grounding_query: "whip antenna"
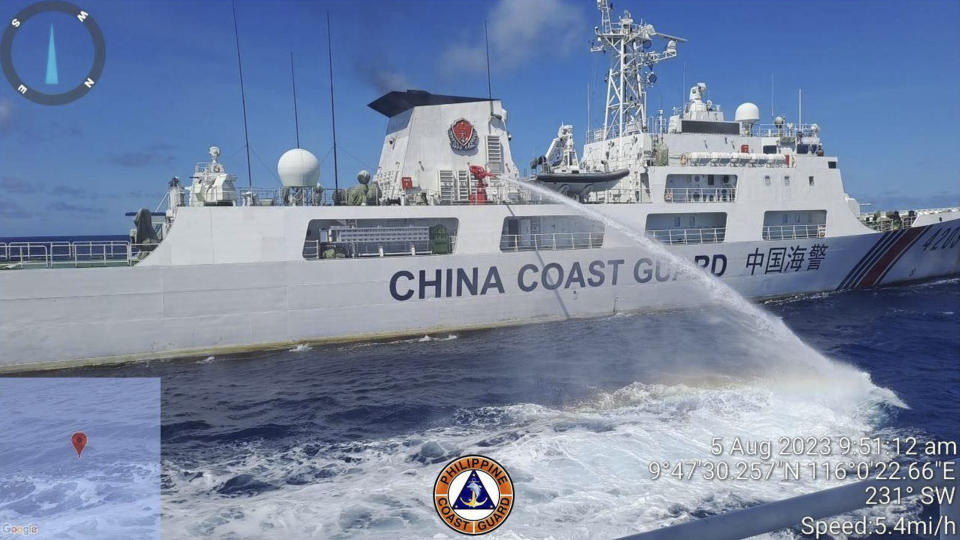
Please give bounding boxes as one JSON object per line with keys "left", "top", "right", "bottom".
{"left": 290, "top": 52, "right": 301, "bottom": 148}
{"left": 484, "top": 20, "right": 493, "bottom": 115}
{"left": 326, "top": 11, "right": 340, "bottom": 204}
{"left": 231, "top": 0, "right": 253, "bottom": 188}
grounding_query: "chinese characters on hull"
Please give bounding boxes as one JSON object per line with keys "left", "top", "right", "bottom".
{"left": 746, "top": 244, "right": 828, "bottom": 276}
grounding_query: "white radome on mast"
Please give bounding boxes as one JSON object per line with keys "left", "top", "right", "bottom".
{"left": 591, "top": 0, "right": 685, "bottom": 140}
{"left": 278, "top": 148, "right": 321, "bottom": 187}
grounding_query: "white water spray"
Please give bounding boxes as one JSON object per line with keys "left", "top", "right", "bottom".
{"left": 507, "top": 178, "right": 779, "bottom": 331}
{"left": 501, "top": 177, "right": 904, "bottom": 403}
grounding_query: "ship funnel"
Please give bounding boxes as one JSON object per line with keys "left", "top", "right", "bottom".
{"left": 278, "top": 148, "right": 321, "bottom": 187}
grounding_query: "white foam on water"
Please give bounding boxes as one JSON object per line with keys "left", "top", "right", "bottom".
{"left": 289, "top": 344, "right": 313, "bottom": 353}
{"left": 161, "top": 373, "right": 911, "bottom": 539}
{"left": 388, "top": 334, "right": 460, "bottom": 345}
{"left": 1, "top": 464, "right": 161, "bottom": 539}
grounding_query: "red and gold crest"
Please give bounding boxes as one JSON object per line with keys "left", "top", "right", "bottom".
{"left": 448, "top": 118, "right": 479, "bottom": 151}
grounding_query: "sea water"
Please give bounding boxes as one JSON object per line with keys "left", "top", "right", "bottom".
{"left": 125, "top": 279, "right": 952, "bottom": 538}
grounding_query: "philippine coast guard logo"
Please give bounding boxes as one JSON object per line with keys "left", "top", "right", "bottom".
{"left": 448, "top": 118, "right": 479, "bottom": 151}
{"left": 433, "top": 455, "right": 514, "bottom": 535}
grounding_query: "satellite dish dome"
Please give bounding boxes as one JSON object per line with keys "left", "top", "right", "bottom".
{"left": 277, "top": 148, "right": 321, "bottom": 187}
{"left": 774, "top": 115, "right": 785, "bottom": 128}
{"left": 734, "top": 102, "right": 760, "bottom": 124}
{"left": 357, "top": 170, "right": 371, "bottom": 185}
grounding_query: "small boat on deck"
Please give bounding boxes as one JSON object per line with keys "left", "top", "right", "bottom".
{"left": 534, "top": 169, "right": 630, "bottom": 198}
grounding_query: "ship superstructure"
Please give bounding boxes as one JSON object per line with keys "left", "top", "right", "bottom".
{"left": 1, "top": 2, "right": 957, "bottom": 372}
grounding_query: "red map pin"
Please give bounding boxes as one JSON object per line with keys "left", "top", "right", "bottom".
{"left": 71, "top": 432, "right": 87, "bottom": 457}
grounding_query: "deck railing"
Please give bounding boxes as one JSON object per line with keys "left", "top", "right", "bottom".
{"left": 762, "top": 224, "right": 826, "bottom": 240}
{"left": 750, "top": 122, "right": 820, "bottom": 138}
{"left": 584, "top": 189, "right": 653, "bottom": 204}
{"left": 0, "top": 241, "right": 150, "bottom": 269}
{"left": 499, "top": 232, "right": 604, "bottom": 252}
{"left": 178, "top": 183, "right": 555, "bottom": 207}
{"left": 862, "top": 215, "right": 917, "bottom": 232}
{"left": 646, "top": 227, "right": 726, "bottom": 245}
{"left": 664, "top": 187, "right": 736, "bottom": 203}
{"left": 302, "top": 237, "right": 457, "bottom": 259}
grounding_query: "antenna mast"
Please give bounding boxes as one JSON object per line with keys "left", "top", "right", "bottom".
{"left": 591, "top": 0, "right": 684, "bottom": 141}
{"left": 586, "top": 82, "right": 590, "bottom": 136}
{"left": 290, "top": 52, "right": 300, "bottom": 148}
{"left": 770, "top": 73, "right": 775, "bottom": 119}
{"left": 484, "top": 20, "right": 493, "bottom": 113}
{"left": 231, "top": 0, "right": 253, "bottom": 188}
{"left": 326, "top": 11, "right": 340, "bottom": 204}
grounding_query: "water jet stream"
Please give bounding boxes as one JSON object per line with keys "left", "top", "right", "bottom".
{"left": 501, "top": 176, "right": 903, "bottom": 405}
{"left": 505, "top": 177, "right": 784, "bottom": 330}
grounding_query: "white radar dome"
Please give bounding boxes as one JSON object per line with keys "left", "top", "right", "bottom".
{"left": 277, "top": 148, "right": 321, "bottom": 187}
{"left": 735, "top": 102, "right": 760, "bottom": 124}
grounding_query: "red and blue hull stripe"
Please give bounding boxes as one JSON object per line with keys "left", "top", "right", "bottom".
{"left": 837, "top": 226, "right": 930, "bottom": 290}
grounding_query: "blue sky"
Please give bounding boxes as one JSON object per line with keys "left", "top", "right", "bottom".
{"left": 0, "top": 0, "right": 957, "bottom": 236}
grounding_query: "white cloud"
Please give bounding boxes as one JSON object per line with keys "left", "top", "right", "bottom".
{"left": 440, "top": 0, "right": 584, "bottom": 76}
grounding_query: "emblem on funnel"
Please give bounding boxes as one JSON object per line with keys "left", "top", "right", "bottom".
{"left": 448, "top": 118, "right": 479, "bottom": 152}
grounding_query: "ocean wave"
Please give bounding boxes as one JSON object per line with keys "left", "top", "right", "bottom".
{"left": 161, "top": 370, "right": 911, "bottom": 539}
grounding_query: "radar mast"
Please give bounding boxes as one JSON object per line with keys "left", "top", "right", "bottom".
{"left": 591, "top": 0, "right": 685, "bottom": 140}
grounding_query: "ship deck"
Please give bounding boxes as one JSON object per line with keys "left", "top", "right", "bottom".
{"left": 0, "top": 241, "right": 148, "bottom": 270}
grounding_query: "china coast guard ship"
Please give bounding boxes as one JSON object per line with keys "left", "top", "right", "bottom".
{"left": 1, "top": 1, "right": 958, "bottom": 372}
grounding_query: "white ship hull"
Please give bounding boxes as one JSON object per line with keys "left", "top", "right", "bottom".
{"left": 2, "top": 210, "right": 957, "bottom": 373}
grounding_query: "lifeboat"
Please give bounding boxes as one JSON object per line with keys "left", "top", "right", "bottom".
{"left": 533, "top": 169, "right": 630, "bottom": 197}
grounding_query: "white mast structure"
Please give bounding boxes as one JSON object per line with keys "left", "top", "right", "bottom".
{"left": 591, "top": 0, "right": 685, "bottom": 140}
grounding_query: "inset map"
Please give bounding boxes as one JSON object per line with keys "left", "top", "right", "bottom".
{"left": 0, "top": 378, "right": 160, "bottom": 539}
